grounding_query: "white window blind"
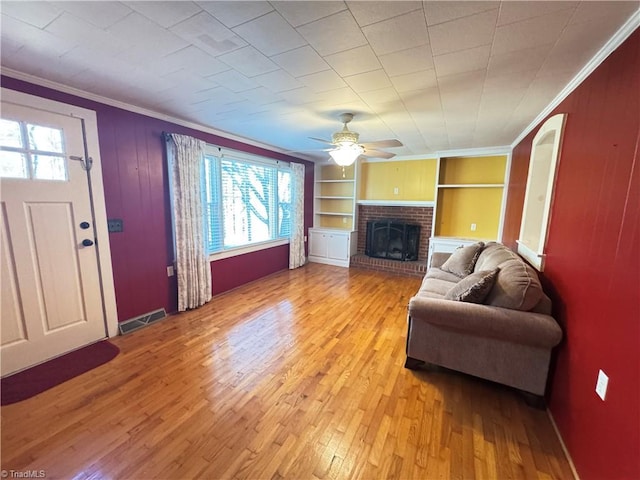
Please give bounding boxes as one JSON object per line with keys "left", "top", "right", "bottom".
{"left": 204, "top": 150, "right": 292, "bottom": 254}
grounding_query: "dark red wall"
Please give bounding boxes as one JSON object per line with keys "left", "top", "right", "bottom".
{"left": 1, "top": 76, "right": 314, "bottom": 321}
{"left": 503, "top": 31, "right": 639, "bottom": 480}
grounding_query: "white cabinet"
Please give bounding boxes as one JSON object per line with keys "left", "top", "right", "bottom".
{"left": 308, "top": 228, "right": 356, "bottom": 267}
{"left": 427, "top": 236, "right": 482, "bottom": 268}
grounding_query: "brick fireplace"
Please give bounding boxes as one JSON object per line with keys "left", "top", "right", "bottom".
{"left": 351, "top": 205, "right": 433, "bottom": 277}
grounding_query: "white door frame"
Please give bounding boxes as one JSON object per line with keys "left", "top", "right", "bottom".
{"left": 2, "top": 87, "right": 118, "bottom": 337}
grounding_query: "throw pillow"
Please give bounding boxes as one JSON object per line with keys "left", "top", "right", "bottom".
{"left": 445, "top": 268, "right": 500, "bottom": 303}
{"left": 440, "top": 242, "right": 485, "bottom": 277}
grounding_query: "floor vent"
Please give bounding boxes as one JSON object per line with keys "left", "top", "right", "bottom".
{"left": 118, "top": 308, "right": 167, "bottom": 335}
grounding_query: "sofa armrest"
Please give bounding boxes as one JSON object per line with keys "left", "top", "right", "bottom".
{"left": 430, "top": 252, "right": 451, "bottom": 269}
{"left": 408, "top": 296, "right": 562, "bottom": 348}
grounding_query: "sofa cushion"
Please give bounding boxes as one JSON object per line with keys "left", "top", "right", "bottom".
{"left": 444, "top": 268, "right": 500, "bottom": 303}
{"left": 440, "top": 242, "right": 485, "bottom": 277}
{"left": 485, "top": 259, "right": 543, "bottom": 311}
{"left": 418, "top": 277, "right": 457, "bottom": 297}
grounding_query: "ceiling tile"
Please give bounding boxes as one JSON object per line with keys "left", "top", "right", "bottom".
{"left": 491, "top": 8, "right": 574, "bottom": 56}
{"left": 358, "top": 87, "right": 402, "bottom": 107}
{"left": 240, "top": 87, "right": 283, "bottom": 105}
{"left": 161, "top": 70, "right": 219, "bottom": 94}
{"left": 570, "top": 1, "right": 639, "bottom": 25}
{"left": 424, "top": 1, "right": 499, "bottom": 26}
{"left": 46, "top": 12, "right": 128, "bottom": 56}
{"left": 297, "top": 10, "right": 367, "bottom": 56}
{"left": 497, "top": 1, "right": 577, "bottom": 26}
{"left": 378, "top": 45, "right": 434, "bottom": 76}
{"left": 108, "top": 12, "right": 189, "bottom": 60}
{"left": 2, "top": 13, "right": 76, "bottom": 56}
{"left": 344, "top": 69, "right": 392, "bottom": 93}
{"left": 253, "top": 70, "right": 303, "bottom": 93}
{"left": 1, "top": 1, "right": 61, "bottom": 28}
{"left": 483, "top": 68, "right": 538, "bottom": 92}
{"left": 362, "top": 10, "right": 429, "bottom": 56}
{"left": 208, "top": 69, "right": 258, "bottom": 93}
{"left": 324, "top": 45, "right": 382, "bottom": 77}
{"left": 347, "top": 1, "right": 422, "bottom": 27}
{"left": 147, "top": 46, "right": 230, "bottom": 78}
{"left": 390, "top": 69, "right": 437, "bottom": 93}
{"left": 428, "top": 9, "right": 498, "bottom": 56}
{"left": 217, "top": 46, "right": 279, "bottom": 78}
{"left": 233, "top": 11, "right": 307, "bottom": 57}
{"left": 196, "top": 1, "right": 274, "bottom": 28}
{"left": 486, "top": 44, "right": 553, "bottom": 79}
{"left": 299, "top": 69, "right": 347, "bottom": 93}
{"left": 51, "top": 1, "right": 132, "bottom": 29}
{"left": 272, "top": 1, "right": 347, "bottom": 27}
{"left": 434, "top": 45, "right": 491, "bottom": 77}
{"left": 271, "top": 46, "right": 330, "bottom": 78}
{"left": 170, "top": 11, "right": 247, "bottom": 57}
{"left": 124, "top": 1, "right": 203, "bottom": 28}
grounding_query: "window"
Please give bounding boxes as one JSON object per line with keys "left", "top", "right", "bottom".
{"left": 0, "top": 118, "right": 67, "bottom": 180}
{"left": 517, "top": 113, "right": 566, "bottom": 271}
{"left": 203, "top": 149, "right": 292, "bottom": 254}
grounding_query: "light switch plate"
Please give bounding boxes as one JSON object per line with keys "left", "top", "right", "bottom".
{"left": 596, "top": 369, "right": 608, "bottom": 401}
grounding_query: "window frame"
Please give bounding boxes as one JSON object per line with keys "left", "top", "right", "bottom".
{"left": 516, "top": 113, "right": 566, "bottom": 271}
{"left": 203, "top": 145, "right": 292, "bottom": 262}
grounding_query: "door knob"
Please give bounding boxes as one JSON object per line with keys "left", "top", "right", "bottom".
{"left": 82, "top": 239, "right": 94, "bottom": 247}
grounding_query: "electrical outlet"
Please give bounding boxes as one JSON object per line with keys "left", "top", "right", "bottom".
{"left": 393, "top": 187, "right": 399, "bottom": 195}
{"left": 470, "top": 223, "right": 477, "bottom": 231}
{"left": 167, "top": 265, "right": 174, "bottom": 277}
{"left": 304, "top": 235, "right": 307, "bottom": 242}
{"left": 596, "top": 369, "right": 609, "bottom": 400}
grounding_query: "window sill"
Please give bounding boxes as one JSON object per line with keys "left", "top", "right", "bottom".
{"left": 209, "top": 238, "right": 289, "bottom": 262}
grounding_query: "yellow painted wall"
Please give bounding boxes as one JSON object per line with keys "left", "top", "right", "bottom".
{"left": 318, "top": 182, "right": 354, "bottom": 197}
{"left": 359, "top": 159, "right": 437, "bottom": 201}
{"left": 320, "top": 163, "right": 355, "bottom": 181}
{"left": 435, "top": 187, "right": 503, "bottom": 239}
{"left": 318, "top": 198, "right": 352, "bottom": 214}
{"left": 319, "top": 216, "right": 353, "bottom": 229}
{"left": 439, "top": 155, "right": 507, "bottom": 185}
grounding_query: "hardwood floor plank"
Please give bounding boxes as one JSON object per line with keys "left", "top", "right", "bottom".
{"left": 1, "top": 264, "right": 574, "bottom": 479}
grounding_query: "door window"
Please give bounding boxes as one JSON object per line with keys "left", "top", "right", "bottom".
{"left": 0, "top": 118, "right": 68, "bottom": 181}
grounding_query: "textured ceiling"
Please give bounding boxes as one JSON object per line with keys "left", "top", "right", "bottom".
{"left": 1, "top": 1, "right": 638, "bottom": 161}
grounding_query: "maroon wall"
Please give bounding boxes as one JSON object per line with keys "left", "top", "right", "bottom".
{"left": 503, "top": 31, "right": 639, "bottom": 480}
{"left": 1, "top": 76, "right": 314, "bottom": 321}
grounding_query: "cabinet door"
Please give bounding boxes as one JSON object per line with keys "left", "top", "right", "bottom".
{"left": 327, "top": 233, "right": 350, "bottom": 261}
{"left": 309, "top": 230, "right": 328, "bottom": 257}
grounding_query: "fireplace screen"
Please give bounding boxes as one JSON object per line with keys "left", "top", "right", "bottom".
{"left": 365, "top": 220, "right": 420, "bottom": 261}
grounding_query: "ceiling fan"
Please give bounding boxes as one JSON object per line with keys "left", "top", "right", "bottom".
{"left": 309, "top": 113, "right": 403, "bottom": 166}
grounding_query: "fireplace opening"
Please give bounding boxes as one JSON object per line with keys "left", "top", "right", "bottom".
{"left": 365, "top": 219, "right": 420, "bottom": 261}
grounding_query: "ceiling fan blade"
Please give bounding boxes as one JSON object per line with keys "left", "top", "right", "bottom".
{"left": 309, "top": 137, "right": 335, "bottom": 145}
{"left": 361, "top": 149, "right": 396, "bottom": 159}
{"left": 360, "top": 139, "right": 403, "bottom": 149}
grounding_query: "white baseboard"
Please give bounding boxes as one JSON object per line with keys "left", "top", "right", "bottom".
{"left": 547, "top": 409, "right": 581, "bottom": 480}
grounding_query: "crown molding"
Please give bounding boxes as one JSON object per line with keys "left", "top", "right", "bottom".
{"left": 511, "top": 9, "right": 640, "bottom": 149}
{"left": 1, "top": 68, "right": 317, "bottom": 162}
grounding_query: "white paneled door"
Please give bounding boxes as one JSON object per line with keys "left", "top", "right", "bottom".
{"left": 0, "top": 100, "right": 107, "bottom": 376}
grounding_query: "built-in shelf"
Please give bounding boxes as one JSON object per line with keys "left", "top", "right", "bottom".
{"left": 316, "top": 211, "right": 354, "bottom": 216}
{"left": 317, "top": 179, "right": 354, "bottom": 183}
{"left": 314, "top": 163, "right": 357, "bottom": 231}
{"left": 316, "top": 195, "right": 353, "bottom": 199}
{"left": 357, "top": 200, "right": 435, "bottom": 206}
{"left": 437, "top": 184, "right": 503, "bottom": 188}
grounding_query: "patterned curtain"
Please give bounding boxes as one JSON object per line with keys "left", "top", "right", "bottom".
{"left": 167, "top": 133, "right": 212, "bottom": 311}
{"left": 289, "top": 163, "right": 306, "bottom": 269}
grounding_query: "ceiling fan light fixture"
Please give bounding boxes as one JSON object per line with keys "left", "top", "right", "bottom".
{"left": 329, "top": 143, "right": 364, "bottom": 166}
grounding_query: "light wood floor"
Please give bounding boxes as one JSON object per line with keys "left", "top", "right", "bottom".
{"left": 1, "top": 263, "right": 574, "bottom": 480}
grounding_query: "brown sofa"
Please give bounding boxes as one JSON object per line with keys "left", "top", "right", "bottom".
{"left": 405, "top": 241, "right": 563, "bottom": 401}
